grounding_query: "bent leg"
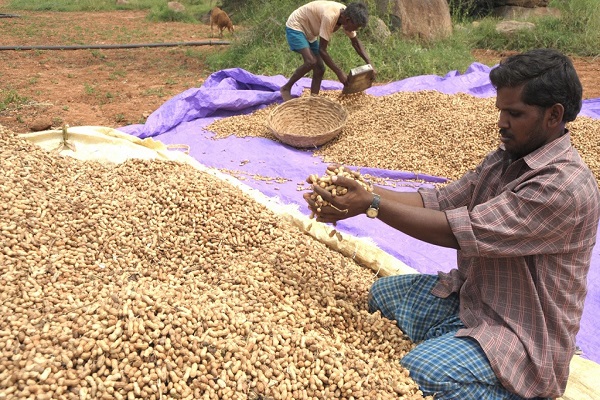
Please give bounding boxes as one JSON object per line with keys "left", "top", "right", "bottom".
{"left": 369, "top": 275, "right": 550, "bottom": 399}
{"left": 310, "top": 55, "right": 325, "bottom": 96}
{"left": 280, "top": 48, "right": 316, "bottom": 101}
{"left": 401, "top": 332, "right": 532, "bottom": 400}
{"left": 281, "top": 28, "right": 318, "bottom": 101}
{"left": 368, "top": 274, "right": 462, "bottom": 342}
{"left": 308, "top": 40, "right": 324, "bottom": 95}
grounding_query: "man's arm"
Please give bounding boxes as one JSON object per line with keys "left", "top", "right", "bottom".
{"left": 318, "top": 37, "right": 347, "bottom": 84}
{"left": 375, "top": 189, "right": 459, "bottom": 249}
{"left": 350, "top": 36, "right": 371, "bottom": 65}
{"left": 305, "top": 175, "right": 460, "bottom": 249}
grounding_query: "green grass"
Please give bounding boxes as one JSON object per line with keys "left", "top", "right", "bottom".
{"left": 201, "top": 0, "right": 599, "bottom": 82}
{"left": 90, "top": 50, "right": 106, "bottom": 60}
{"left": 143, "top": 87, "right": 166, "bottom": 97}
{"left": 146, "top": 4, "right": 198, "bottom": 23}
{"left": 109, "top": 71, "right": 127, "bottom": 80}
{"left": 0, "top": 89, "right": 29, "bottom": 112}
{"left": 6, "top": 0, "right": 162, "bottom": 12}
{"left": 5, "top": 0, "right": 213, "bottom": 19}
{"left": 83, "top": 83, "right": 96, "bottom": 96}
{"left": 4, "top": 0, "right": 599, "bottom": 81}
{"left": 203, "top": 0, "right": 476, "bottom": 82}
{"left": 468, "top": 0, "right": 600, "bottom": 56}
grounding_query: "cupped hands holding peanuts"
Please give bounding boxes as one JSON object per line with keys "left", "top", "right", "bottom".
{"left": 304, "top": 165, "right": 375, "bottom": 224}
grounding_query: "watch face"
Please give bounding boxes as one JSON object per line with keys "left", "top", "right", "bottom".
{"left": 366, "top": 207, "right": 378, "bottom": 218}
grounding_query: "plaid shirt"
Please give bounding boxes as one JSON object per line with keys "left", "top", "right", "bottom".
{"left": 419, "top": 132, "right": 600, "bottom": 398}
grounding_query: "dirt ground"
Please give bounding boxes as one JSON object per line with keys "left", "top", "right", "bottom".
{"left": 1, "top": 6, "right": 599, "bottom": 134}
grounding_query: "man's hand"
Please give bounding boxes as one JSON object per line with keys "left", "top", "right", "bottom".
{"left": 370, "top": 65, "right": 377, "bottom": 83}
{"left": 303, "top": 174, "right": 373, "bottom": 223}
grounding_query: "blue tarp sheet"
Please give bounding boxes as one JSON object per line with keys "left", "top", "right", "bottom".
{"left": 119, "top": 63, "right": 600, "bottom": 364}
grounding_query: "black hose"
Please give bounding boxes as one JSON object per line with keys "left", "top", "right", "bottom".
{"left": 0, "top": 41, "right": 231, "bottom": 51}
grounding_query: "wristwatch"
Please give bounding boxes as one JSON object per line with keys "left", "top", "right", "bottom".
{"left": 366, "top": 193, "right": 381, "bottom": 218}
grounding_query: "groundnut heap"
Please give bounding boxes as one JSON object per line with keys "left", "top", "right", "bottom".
{"left": 0, "top": 127, "right": 431, "bottom": 400}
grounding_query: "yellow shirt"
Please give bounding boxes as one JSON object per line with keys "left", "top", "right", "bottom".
{"left": 286, "top": 1, "right": 356, "bottom": 43}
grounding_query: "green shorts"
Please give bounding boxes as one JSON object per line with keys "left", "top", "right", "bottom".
{"left": 285, "top": 27, "right": 319, "bottom": 54}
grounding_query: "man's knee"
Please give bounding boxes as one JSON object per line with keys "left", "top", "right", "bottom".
{"left": 400, "top": 347, "right": 449, "bottom": 389}
{"left": 313, "top": 62, "right": 325, "bottom": 75}
{"left": 367, "top": 277, "right": 386, "bottom": 313}
{"left": 400, "top": 352, "right": 481, "bottom": 399}
{"left": 302, "top": 59, "right": 317, "bottom": 70}
{"left": 300, "top": 52, "right": 318, "bottom": 68}
{"left": 367, "top": 275, "right": 417, "bottom": 314}
{"left": 399, "top": 336, "right": 521, "bottom": 400}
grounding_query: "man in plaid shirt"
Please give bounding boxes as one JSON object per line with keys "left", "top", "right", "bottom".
{"left": 305, "top": 48, "right": 600, "bottom": 399}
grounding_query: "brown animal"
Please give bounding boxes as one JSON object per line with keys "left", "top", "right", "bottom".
{"left": 210, "top": 7, "right": 234, "bottom": 38}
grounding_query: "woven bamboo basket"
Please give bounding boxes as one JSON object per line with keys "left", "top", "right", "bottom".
{"left": 266, "top": 96, "right": 348, "bottom": 148}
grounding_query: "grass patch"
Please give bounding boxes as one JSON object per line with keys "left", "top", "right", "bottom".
{"left": 83, "top": 83, "right": 96, "bottom": 96}
{"left": 0, "top": 89, "right": 29, "bottom": 112}
{"left": 109, "top": 70, "right": 127, "bottom": 80}
{"left": 467, "top": 0, "right": 600, "bottom": 56}
{"left": 6, "top": 0, "right": 213, "bottom": 21}
{"left": 7, "top": 0, "right": 160, "bottom": 11}
{"left": 4, "top": 0, "right": 599, "bottom": 81}
{"left": 203, "top": 0, "right": 598, "bottom": 81}
{"left": 143, "top": 87, "right": 166, "bottom": 97}
{"left": 146, "top": 4, "right": 198, "bottom": 23}
{"left": 90, "top": 50, "right": 106, "bottom": 60}
{"left": 204, "top": 0, "right": 475, "bottom": 82}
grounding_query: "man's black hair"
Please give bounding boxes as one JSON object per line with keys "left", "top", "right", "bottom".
{"left": 344, "top": 2, "right": 369, "bottom": 28}
{"left": 489, "top": 48, "right": 582, "bottom": 122}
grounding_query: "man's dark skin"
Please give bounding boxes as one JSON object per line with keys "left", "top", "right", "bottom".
{"left": 303, "top": 85, "right": 567, "bottom": 251}
{"left": 280, "top": 12, "right": 371, "bottom": 101}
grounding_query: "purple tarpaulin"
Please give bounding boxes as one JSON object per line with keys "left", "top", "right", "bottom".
{"left": 120, "top": 63, "right": 600, "bottom": 364}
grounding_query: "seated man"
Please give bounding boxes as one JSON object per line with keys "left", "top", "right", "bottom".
{"left": 304, "top": 48, "right": 600, "bottom": 399}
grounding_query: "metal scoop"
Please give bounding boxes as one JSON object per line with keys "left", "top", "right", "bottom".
{"left": 342, "top": 64, "right": 375, "bottom": 95}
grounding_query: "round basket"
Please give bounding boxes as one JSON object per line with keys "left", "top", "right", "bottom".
{"left": 266, "top": 96, "right": 348, "bottom": 148}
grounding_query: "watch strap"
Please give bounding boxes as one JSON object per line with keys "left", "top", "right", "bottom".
{"left": 370, "top": 193, "right": 381, "bottom": 210}
{"left": 366, "top": 193, "right": 381, "bottom": 218}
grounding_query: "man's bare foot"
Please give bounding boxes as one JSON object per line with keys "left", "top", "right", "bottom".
{"left": 280, "top": 87, "right": 292, "bottom": 102}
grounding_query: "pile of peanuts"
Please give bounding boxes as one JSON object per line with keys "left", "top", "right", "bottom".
{"left": 207, "top": 90, "right": 600, "bottom": 184}
{"left": 306, "top": 166, "right": 372, "bottom": 219}
{"left": 0, "top": 127, "right": 431, "bottom": 400}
